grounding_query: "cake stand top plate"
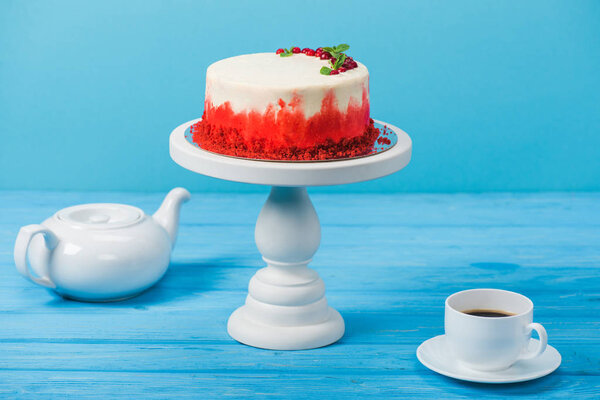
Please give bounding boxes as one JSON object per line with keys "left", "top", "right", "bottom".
{"left": 169, "top": 118, "right": 412, "bottom": 187}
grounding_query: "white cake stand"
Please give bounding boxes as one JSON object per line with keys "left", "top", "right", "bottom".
{"left": 170, "top": 118, "right": 412, "bottom": 350}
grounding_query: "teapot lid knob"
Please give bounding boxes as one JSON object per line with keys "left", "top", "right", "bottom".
{"left": 87, "top": 214, "right": 110, "bottom": 224}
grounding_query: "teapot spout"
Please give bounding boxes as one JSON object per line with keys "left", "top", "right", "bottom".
{"left": 153, "top": 187, "right": 191, "bottom": 248}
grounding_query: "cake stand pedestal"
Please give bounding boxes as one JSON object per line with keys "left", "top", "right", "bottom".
{"left": 170, "top": 118, "right": 412, "bottom": 350}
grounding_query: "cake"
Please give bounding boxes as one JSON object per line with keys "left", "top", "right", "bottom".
{"left": 191, "top": 45, "right": 380, "bottom": 160}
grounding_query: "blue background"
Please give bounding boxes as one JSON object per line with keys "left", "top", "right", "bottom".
{"left": 1, "top": 0, "right": 598, "bottom": 193}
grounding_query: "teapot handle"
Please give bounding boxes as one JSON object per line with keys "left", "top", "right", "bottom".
{"left": 14, "top": 224, "right": 58, "bottom": 288}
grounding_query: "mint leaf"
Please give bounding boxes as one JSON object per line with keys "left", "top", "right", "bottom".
{"left": 280, "top": 47, "right": 294, "bottom": 57}
{"left": 333, "top": 54, "right": 346, "bottom": 69}
{"left": 317, "top": 44, "right": 353, "bottom": 75}
{"left": 334, "top": 44, "right": 349, "bottom": 53}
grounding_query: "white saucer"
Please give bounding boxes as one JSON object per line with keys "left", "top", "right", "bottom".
{"left": 416, "top": 335, "right": 561, "bottom": 384}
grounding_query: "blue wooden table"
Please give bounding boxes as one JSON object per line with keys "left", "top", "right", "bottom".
{"left": 1, "top": 191, "right": 599, "bottom": 398}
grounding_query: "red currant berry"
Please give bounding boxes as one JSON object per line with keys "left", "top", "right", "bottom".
{"left": 276, "top": 48, "right": 284, "bottom": 54}
{"left": 301, "top": 48, "right": 312, "bottom": 54}
{"left": 316, "top": 47, "right": 323, "bottom": 52}
{"left": 330, "top": 69, "right": 339, "bottom": 75}
{"left": 292, "top": 47, "right": 301, "bottom": 53}
{"left": 320, "top": 52, "right": 332, "bottom": 60}
{"left": 306, "top": 49, "right": 316, "bottom": 56}
{"left": 338, "top": 67, "right": 347, "bottom": 72}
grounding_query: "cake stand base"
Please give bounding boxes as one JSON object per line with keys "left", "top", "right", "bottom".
{"left": 226, "top": 186, "right": 344, "bottom": 350}
{"left": 228, "top": 305, "right": 344, "bottom": 350}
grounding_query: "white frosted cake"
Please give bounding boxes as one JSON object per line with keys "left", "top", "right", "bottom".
{"left": 191, "top": 45, "right": 380, "bottom": 160}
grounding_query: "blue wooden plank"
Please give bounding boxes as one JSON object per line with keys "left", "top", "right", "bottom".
{"left": 0, "top": 191, "right": 599, "bottom": 398}
{"left": 0, "top": 371, "right": 598, "bottom": 400}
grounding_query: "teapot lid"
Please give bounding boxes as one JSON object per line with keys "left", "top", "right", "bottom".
{"left": 56, "top": 203, "right": 144, "bottom": 229}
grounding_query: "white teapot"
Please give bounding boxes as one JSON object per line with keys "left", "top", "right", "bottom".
{"left": 14, "top": 188, "right": 191, "bottom": 302}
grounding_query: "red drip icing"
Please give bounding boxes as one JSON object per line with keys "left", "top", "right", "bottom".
{"left": 192, "top": 88, "right": 379, "bottom": 160}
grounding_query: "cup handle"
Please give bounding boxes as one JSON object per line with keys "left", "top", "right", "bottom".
{"left": 519, "top": 322, "right": 548, "bottom": 360}
{"left": 14, "top": 224, "right": 58, "bottom": 289}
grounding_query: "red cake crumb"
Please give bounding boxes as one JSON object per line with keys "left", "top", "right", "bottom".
{"left": 377, "top": 136, "right": 392, "bottom": 146}
{"left": 191, "top": 117, "right": 380, "bottom": 161}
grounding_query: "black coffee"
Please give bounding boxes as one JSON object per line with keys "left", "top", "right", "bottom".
{"left": 462, "top": 309, "right": 515, "bottom": 318}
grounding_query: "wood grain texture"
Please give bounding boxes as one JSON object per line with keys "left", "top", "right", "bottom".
{"left": 0, "top": 191, "right": 599, "bottom": 399}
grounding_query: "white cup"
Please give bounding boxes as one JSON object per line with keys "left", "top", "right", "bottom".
{"left": 445, "top": 288, "right": 548, "bottom": 371}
